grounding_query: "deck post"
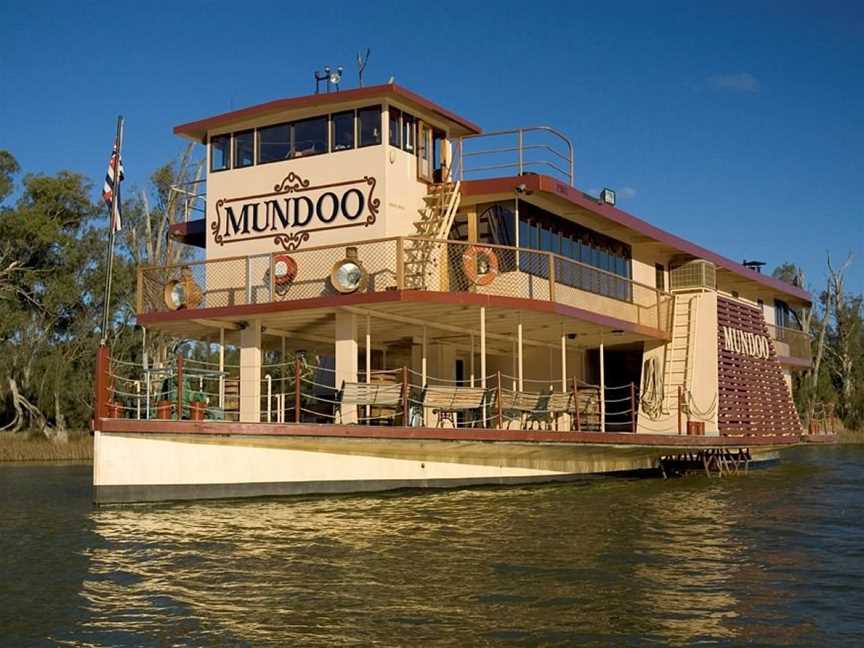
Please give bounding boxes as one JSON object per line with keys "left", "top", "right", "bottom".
{"left": 239, "top": 319, "right": 262, "bottom": 423}
{"left": 599, "top": 340, "right": 606, "bottom": 433}
{"left": 548, "top": 251, "right": 556, "bottom": 302}
{"left": 176, "top": 354, "right": 184, "bottom": 421}
{"left": 517, "top": 317, "right": 523, "bottom": 391}
{"left": 480, "top": 307, "right": 487, "bottom": 425}
{"left": 479, "top": 307, "right": 487, "bottom": 388}
{"left": 630, "top": 382, "right": 637, "bottom": 433}
{"left": 421, "top": 326, "right": 429, "bottom": 425}
{"left": 401, "top": 365, "right": 409, "bottom": 426}
{"left": 218, "top": 327, "right": 225, "bottom": 409}
{"left": 294, "top": 355, "right": 301, "bottom": 424}
{"left": 560, "top": 324, "right": 567, "bottom": 401}
{"left": 365, "top": 315, "right": 372, "bottom": 421}
{"left": 395, "top": 238, "right": 404, "bottom": 289}
{"left": 496, "top": 370, "right": 503, "bottom": 429}
{"left": 334, "top": 311, "right": 358, "bottom": 424}
{"left": 469, "top": 333, "right": 475, "bottom": 387}
{"left": 95, "top": 345, "right": 111, "bottom": 421}
{"left": 572, "top": 377, "right": 580, "bottom": 432}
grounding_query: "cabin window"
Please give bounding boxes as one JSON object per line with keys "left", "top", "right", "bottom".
{"left": 331, "top": 111, "right": 355, "bottom": 151}
{"left": 655, "top": 263, "right": 665, "bottom": 291}
{"left": 210, "top": 134, "right": 230, "bottom": 171}
{"left": 234, "top": 130, "right": 254, "bottom": 168}
{"left": 388, "top": 107, "right": 402, "bottom": 147}
{"left": 357, "top": 106, "right": 382, "bottom": 147}
{"left": 293, "top": 116, "right": 327, "bottom": 158}
{"left": 402, "top": 113, "right": 416, "bottom": 153}
{"left": 258, "top": 122, "right": 292, "bottom": 164}
{"left": 776, "top": 299, "right": 802, "bottom": 330}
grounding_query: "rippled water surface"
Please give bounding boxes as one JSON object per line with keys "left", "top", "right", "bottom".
{"left": 1, "top": 446, "right": 863, "bottom": 647}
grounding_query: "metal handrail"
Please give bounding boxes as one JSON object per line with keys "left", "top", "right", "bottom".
{"left": 169, "top": 178, "right": 207, "bottom": 222}
{"left": 457, "top": 126, "right": 575, "bottom": 186}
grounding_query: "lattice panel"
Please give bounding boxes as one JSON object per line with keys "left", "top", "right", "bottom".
{"left": 717, "top": 297, "right": 803, "bottom": 436}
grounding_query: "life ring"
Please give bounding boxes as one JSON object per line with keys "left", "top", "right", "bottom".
{"left": 462, "top": 245, "right": 499, "bottom": 286}
{"left": 272, "top": 254, "right": 298, "bottom": 285}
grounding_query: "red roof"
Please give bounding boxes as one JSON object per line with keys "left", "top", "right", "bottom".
{"left": 173, "top": 84, "right": 482, "bottom": 142}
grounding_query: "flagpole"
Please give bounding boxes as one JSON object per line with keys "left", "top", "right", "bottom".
{"left": 100, "top": 115, "right": 124, "bottom": 346}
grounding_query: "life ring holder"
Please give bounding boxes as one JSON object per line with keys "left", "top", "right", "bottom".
{"left": 271, "top": 254, "right": 298, "bottom": 293}
{"left": 462, "top": 245, "right": 499, "bottom": 286}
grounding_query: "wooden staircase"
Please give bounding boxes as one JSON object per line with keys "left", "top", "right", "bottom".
{"left": 403, "top": 181, "right": 461, "bottom": 289}
{"left": 663, "top": 293, "right": 698, "bottom": 413}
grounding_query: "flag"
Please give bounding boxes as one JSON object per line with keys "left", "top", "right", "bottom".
{"left": 102, "top": 147, "right": 124, "bottom": 232}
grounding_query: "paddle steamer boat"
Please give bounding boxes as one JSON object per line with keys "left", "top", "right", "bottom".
{"left": 93, "top": 81, "right": 827, "bottom": 503}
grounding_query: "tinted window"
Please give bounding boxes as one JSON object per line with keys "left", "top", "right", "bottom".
{"left": 210, "top": 134, "right": 230, "bottom": 171}
{"left": 258, "top": 123, "right": 292, "bottom": 163}
{"left": 388, "top": 107, "right": 401, "bottom": 147}
{"left": 293, "top": 116, "right": 327, "bottom": 157}
{"left": 234, "top": 130, "right": 254, "bottom": 168}
{"left": 358, "top": 106, "right": 381, "bottom": 147}
{"left": 331, "top": 111, "right": 355, "bottom": 151}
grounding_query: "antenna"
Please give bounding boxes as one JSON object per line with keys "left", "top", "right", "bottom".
{"left": 357, "top": 48, "right": 371, "bottom": 87}
{"left": 314, "top": 68, "right": 329, "bottom": 94}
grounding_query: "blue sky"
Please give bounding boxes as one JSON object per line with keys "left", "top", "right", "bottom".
{"left": 1, "top": 0, "right": 862, "bottom": 295}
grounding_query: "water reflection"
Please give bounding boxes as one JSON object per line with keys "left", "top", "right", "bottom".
{"left": 4, "top": 447, "right": 859, "bottom": 647}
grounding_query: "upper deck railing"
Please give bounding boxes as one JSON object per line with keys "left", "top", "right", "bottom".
{"left": 137, "top": 237, "right": 672, "bottom": 336}
{"left": 454, "top": 126, "right": 575, "bottom": 186}
{"left": 766, "top": 324, "right": 812, "bottom": 364}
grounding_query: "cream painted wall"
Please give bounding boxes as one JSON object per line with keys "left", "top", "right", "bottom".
{"left": 203, "top": 101, "right": 446, "bottom": 263}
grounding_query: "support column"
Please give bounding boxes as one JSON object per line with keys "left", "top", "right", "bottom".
{"left": 218, "top": 327, "right": 225, "bottom": 409}
{"left": 469, "top": 333, "right": 475, "bottom": 387}
{"left": 239, "top": 319, "right": 261, "bottom": 423}
{"left": 365, "top": 315, "right": 372, "bottom": 420}
{"left": 599, "top": 337, "right": 606, "bottom": 434}
{"left": 517, "top": 317, "right": 524, "bottom": 392}
{"left": 560, "top": 323, "right": 567, "bottom": 391}
{"left": 335, "top": 310, "right": 358, "bottom": 424}
{"left": 479, "top": 307, "right": 486, "bottom": 388}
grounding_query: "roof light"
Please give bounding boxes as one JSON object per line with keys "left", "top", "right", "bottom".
{"left": 600, "top": 188, "right": 616, "bottom": 206}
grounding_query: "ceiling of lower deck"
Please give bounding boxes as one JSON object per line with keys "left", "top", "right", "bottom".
{"left": 144, "top": 300, "right": 651, "bottom": 355}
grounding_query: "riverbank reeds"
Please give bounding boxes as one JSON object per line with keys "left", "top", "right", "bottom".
{"left": 0, "top": 433, "right": 93, "bottom": 462}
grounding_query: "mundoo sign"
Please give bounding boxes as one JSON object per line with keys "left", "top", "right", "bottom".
{"left": 212, "top": 172, "right": 379, "bottom": 251}
{"left": 722, "top": 325, "right": 772, "bottom": 359}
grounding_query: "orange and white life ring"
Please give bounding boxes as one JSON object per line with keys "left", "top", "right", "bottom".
{"left": 272, "top": 254, "right": 298, "bottom": 285}
{"left": 462, "top": 245, "right": 499, "bottom": 286}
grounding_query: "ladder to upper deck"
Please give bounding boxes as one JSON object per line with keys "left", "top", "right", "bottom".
{"left": 663, "top": 293, "right": 698, "bottom": 414}
{"left": 403, "top": 181, "right": 461, "bottom": 289}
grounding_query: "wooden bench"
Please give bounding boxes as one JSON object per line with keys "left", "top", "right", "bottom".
{"left": 500, "top": 390, "right": 555, "bottom": 429}
{"left": 422, "top": 385, "right": 489, "bottom": 428}
{"left": 547, "top": 386, "right": 601, "bottom": 431}
{"left": 336, "top": 381, "right": 405, "bottom": 424}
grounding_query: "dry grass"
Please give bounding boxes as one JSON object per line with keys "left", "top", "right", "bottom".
{"left": 0, "top": 433, "right": 93, "bottom": 462}
{"left": 838, "top": 429, "right": 864, "bottom": 444}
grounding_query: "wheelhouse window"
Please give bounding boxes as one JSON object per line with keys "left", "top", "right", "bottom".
{"left": 331, "top": 111, "right": 355, "bottom": 151}
{"left": 293, "top": 116, "right": 327, "bottom": 157}
{"left": 258, "top": 122, "right": 292, "bottom": 164}
{"left": 358, "top": 106, "right": 382, "bottom": 147}
{"left": 388, "top": 107, "right": 402, "bottom": 147}
{"left": 234, "top": 130, "right": 254, "bottom": 168}
{"left": 402, "top": 113, "right": 416, "bottom": 153}
{"left": 210, "top": 134, "right": 230, "bottom": 171}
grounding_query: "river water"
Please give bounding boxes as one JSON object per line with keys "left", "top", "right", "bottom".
{"left": 1, "top": 445, "right": 862, "bottom": 647}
